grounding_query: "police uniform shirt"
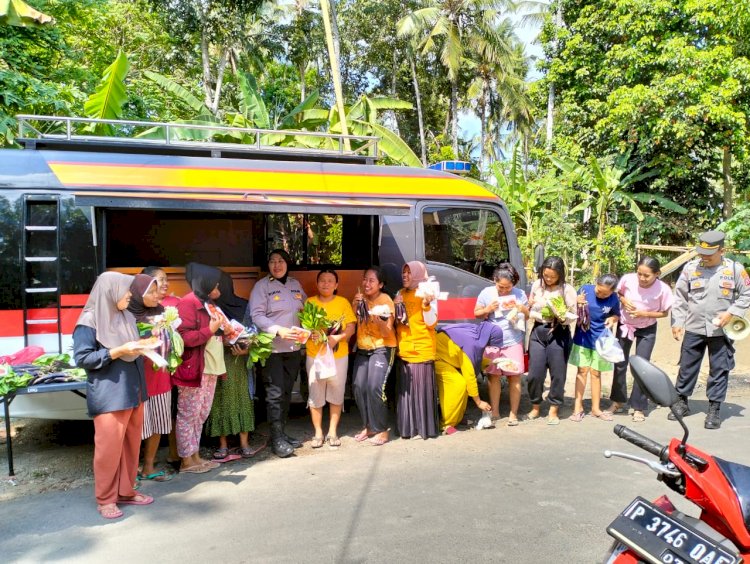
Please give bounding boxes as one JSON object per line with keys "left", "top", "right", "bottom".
{"left": 671, "top": 257, "right": 750, "bottom": 337}
{"left": 249, "top": 275, "right": 307, "bottom": 353}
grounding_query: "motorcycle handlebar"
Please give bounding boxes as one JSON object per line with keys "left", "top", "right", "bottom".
{"left": 614, "top": 424, "right": 668, "bottom": 461}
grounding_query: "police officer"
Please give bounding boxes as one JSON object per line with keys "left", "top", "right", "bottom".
{"left": 250, "top": 249, "right": 307, "bottom": 457}
{"left": 670, "top": 231, "right": 750, "bottom": 429}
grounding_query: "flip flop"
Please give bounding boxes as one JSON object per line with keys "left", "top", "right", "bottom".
{"left": 368, "top": 436, "right": 388, "bottom": 446}
{"left": 201, "top": 460, "right": 221, "bottom": 470}
{"left": 180, "top": 464, "right": 211, "bottom": 474}
{"left": 526, "top": 412, "right": 541, "bottom": 421}
{"left": 568, "top": 411, "right": 585, "bottom": 423}
{"left": 213, "top": 453, "right": 242, "bottom": 463}
{"left": 547, "top": 416, "right": 560, "bottom": 426}
{"left": 632, "top": 411, "right": 646, "bottom": 423}
{"left": 138, "top": 470, "right": 174, "bottom": 482}
{"left": 354, "top": 431, "right": 369, "bottom": 442}
{"left": 506, "top": 419, "right": 520, "bottom": 427}
{"left": 593, "top": 411, "right": 614, "bottom": 421}
{"left": 213, "top": 448, "right": 230, "bottom": 460}
{"left": 311, "top": 436, "right": 325, "bottom": 448}
{"left": 97, "top": 504, "right": 123, "bottom": 520}
{"left": 240, "top": 445, "right": 264, "bottom": 458}
{"left": 117, "top": 494, "right": 154, "bottom": 506}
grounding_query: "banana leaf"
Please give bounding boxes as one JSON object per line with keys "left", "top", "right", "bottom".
{"left": 83, "top": 51, "right": 129, "bottom": 136}
{"left": 0, "top": 0, "right": 54, "bottom": 27}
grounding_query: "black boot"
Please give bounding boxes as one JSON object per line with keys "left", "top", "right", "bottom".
{"left": 667, "top": 395, "right": 690, "bottom": 420}
{"left": 705, "top": 401, "right": 721, "bottom": 430}
{"left": 270, "top": 422, "right": 294, "bottom": 458}
{"left": 284, "top": 428, "right": 303, "bottom": 449}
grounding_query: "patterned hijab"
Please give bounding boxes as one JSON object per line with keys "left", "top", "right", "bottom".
{"left": 439, "top": 321, "right": 504, "bottom": 375}
{"left": 127, "top": 274, "right": 162, "bottom": 322}
{"left": 77, "top": 271, "right": 140, "bottom": 362}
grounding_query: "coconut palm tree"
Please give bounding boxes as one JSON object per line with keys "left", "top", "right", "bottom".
{"left": 398, "top": 0, "right": 517, "bottom": 157}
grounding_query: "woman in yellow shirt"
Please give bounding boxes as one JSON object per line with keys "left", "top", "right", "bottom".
{"left": 305, "top": 270, "right": 356, "bottom": 448}
{"left": 352, "top": 266, "right": 397, "bottom": 446}
{"left": 435, "top": 322, "right": 497, "bottom": 434}
{"left": 394, "top": 261, "right": 439, "bottom": 439}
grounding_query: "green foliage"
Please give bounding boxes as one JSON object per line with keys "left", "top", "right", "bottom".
{"left": 0, "top": 0, "right": 54, "bottom": 27}
{"left": 718, "top": 199, "right": 750, "bottom": 267}
{"left": 83, "top": 50, "right": 129, "bottom": 133}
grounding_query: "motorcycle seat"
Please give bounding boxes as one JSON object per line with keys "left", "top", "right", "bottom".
{"left": 715, "top": 456, "right": 750, "bottom": 533}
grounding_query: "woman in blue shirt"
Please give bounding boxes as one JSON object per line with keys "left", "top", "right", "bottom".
{"left": 569, "top": 273, "right": 620, "bottom": 422}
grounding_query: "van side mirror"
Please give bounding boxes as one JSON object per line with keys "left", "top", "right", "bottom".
{"left": 629, "top": 355, "right": 679, "bottom": 408}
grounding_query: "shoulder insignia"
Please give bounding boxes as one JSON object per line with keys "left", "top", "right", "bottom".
{"left": 723, "top": 269, "right": 732, "bottom": 275}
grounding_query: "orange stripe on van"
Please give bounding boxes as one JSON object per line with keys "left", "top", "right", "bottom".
{"left": 48, "top": 162, "right": 496, "bottom": 201}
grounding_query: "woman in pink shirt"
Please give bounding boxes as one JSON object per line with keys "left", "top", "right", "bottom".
{"left": 610, "top": 257, "right": 674, "bottom": 422}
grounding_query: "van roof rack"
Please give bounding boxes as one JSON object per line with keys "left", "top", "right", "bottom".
{"left": 16, "top": 115, "right": 379, "bottom": 165}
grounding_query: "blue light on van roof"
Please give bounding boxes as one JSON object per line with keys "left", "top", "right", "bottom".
{"left": 428, "top": 161, "right": 473, "bottom": 174}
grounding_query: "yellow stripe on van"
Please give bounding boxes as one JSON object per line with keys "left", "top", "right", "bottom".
{"left": 48, "top": 162, "right": 496, "bottom": 201}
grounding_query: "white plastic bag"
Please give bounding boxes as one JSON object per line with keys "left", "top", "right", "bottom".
{"left": 475, "top": 411, "right": 493, "bottom": 430}
{"left": 595, "top": 327, "right": 625, "bottom": 363}
{"left": 311, "top": 343, "right": 337, "bottom": 380}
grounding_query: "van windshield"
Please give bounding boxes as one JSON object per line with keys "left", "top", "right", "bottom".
{"left": 423, "top": 206, "right": 510, "bottom": 280}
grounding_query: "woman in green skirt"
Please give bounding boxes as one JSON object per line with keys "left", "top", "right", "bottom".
{"left": 206, "top": 271, "right": 256, "bottom": 458}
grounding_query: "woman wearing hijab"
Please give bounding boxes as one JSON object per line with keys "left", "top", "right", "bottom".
{"left": 394, "top": 261, "right": 439, "bottom": 439}
{"left": 73, "top": 271, "right": 153, "bottom": 520}
{"left": 249, "top": 249, "right": 307, "bottom": 458}
{"left": 206, "top": 271, "right": 257, "bottom": 459}
{"left": 174, "top": 263, "right": 224, "bottom": 473}
{"left": 127, "top": 274, "right": 174, "bottom": 482}
{"left": 434, "top": 322, "right": 497, "bottom": 434}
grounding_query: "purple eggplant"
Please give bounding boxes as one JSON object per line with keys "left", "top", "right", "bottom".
{"left": 577, "top": 301, "right": 590, "bottom": 332}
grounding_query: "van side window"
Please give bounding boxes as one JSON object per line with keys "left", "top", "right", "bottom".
{"left": 423, "top": 207, "right": 509, "bottom": 279}
{"left": 267, "top": 213, "right": 343, "bottom": 265}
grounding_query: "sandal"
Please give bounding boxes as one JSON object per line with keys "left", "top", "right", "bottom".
{"left": 327, "top": 435, "right": 341, "bottom": 447}
{"left": 354, "top": 431, "right": 369, "bottom": 442}
{"left": 240, "top": 446, "right": 260, "bottom": 458}
{"left": 97, "top": 504, "right": 123, "bottom": 520}
{"left": 568, "top": 411, "right": 585, "bottom": 423}
{"left": 526, "top": 411, "right": 541, "bottom": 421}
{"left": 546, "top": 416, "right": 560, "bottom": 426}
{"left": 311, "top": 436, "right": 325, "bottom": 448}
{"left": 592, "top": 411, "right": 614, "bottom": 421}
{"left": 632, "top": 411, "right": 646, "bottom": 423}
{"left": 138, "top": 470, "right": 174, "bottom": 482}
{"left": 180, "top": 464, "right": 211, "bottom": 474}
{"left": 213, "top": 448, "right": 229, "bottom": 460}
{"left": 117, "top": 493, "right": 154, "bottom": 506}
{"left": 506, "top": 418, "right": 520, "bottom": 427}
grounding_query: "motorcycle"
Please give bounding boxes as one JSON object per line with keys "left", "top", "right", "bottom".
{"left": 603, "top": 355, "right": 750, "bottom": 564}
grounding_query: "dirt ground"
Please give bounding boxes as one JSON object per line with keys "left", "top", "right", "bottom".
{"left": 2, "top": 318, "right": 748, "bottom": 503}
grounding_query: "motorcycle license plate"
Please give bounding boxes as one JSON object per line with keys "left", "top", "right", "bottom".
{"left": 607, "top": 497, "right": 740, "bottom": 564}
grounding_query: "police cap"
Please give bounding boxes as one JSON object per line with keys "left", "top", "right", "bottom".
{"left": 695, "top": 230, "right": 725, "bottom": 255}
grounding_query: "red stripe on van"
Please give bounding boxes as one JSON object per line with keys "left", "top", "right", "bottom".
{"left": 437, "top": 297, "right": 477, "bottom": 321}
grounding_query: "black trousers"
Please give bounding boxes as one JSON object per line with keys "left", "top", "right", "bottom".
{"left": 352, "top": 347, "right": 394, "bottom": 434}
{"left": 262, "top": 351, "right": 302, "bottom": 425}
{"left": 611, "top": 324, "right": 657, "bottom": 411}
{"left": 527, "top": 323, "right": 571, "bottom": 407}
{"left": 675, "top": 332, "right": 735, "bottom": 402}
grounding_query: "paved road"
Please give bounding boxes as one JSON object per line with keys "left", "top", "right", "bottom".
{"left": 2, "top": 389, "right": 750, "bottom": 563}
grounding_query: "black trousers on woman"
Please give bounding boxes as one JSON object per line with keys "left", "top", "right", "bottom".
{"left": 610, "top": 324, "right": 657, "bottom": 411}
{"left": 262, "top": 351, "right": 302, "bottom": 425}
{"left": 527, "top": 323, "right": 571, "bottom": 407}
{"left": 352, "top": 347, "right": 395, "bottom": 434}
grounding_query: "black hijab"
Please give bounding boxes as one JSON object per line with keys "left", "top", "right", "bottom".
{"left": 186, "top": 262, "right": 221, "bottom": 303}
{"left": 215, "top": 270, "right": 248, "bottom": 322}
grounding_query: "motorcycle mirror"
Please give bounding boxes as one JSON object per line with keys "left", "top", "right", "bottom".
{"left": 629, "top": 355, "right": 679, "bottom": 408}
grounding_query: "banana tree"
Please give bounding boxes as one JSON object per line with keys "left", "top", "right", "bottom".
{"left": 551, "top": 150, "right": 687, "bottom": 276}
{"left": 83, "top": 51, "right": 129, "bottom": 136}
{"left": 327, "top": 95, "right": 422, "bottom": 167}
{"left": 489, "top": 143, "right": 575, "bottom": 265}
{"left": 0, "top": 0, "right": 53, "bottom": 27}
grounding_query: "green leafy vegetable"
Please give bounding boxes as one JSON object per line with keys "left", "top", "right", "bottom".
{"left": 540, "top": 296, "right": 568, "bottom": 320}
{"left": 0, "top": 365, "right": 34, "bottom": 396}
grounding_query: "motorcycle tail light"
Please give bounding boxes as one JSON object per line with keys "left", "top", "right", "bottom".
{"left": 652, "top": 494, "right": 676, "bottom": 513}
